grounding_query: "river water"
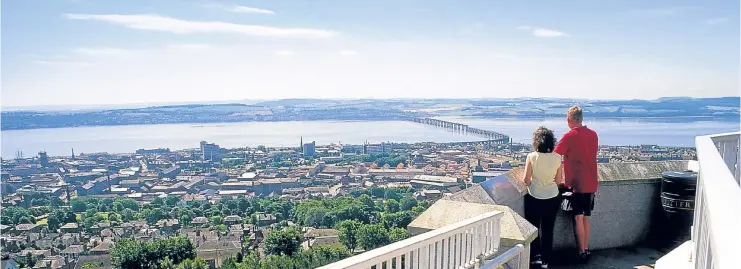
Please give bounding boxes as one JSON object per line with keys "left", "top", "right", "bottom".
{"left": 1, "top": 117, "right": 738, "bottom": 158}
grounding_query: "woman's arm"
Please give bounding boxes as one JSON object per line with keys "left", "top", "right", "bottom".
{"left": 554, "top": 162, "right": 564, "bottom": 185}
{"left": 523, "top": 156, "right": 533, "bottom": 186}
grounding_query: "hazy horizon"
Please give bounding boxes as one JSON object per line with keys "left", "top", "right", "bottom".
{"left": 3, "top": 96, "right": 739, "bottom": 112}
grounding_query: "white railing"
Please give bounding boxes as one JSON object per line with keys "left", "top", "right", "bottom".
{"left": 479, "top": 244, "right": 526, "bottom": 269}
{"left": 317, "top": 211, "right": 504, "bottom": 269}
{"left": 692, "top": 132, "right": 741, "bottom": 269}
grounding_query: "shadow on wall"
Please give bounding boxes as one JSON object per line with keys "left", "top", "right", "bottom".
{"left": 442, "top": 160, "right": 691, "bottom": 251}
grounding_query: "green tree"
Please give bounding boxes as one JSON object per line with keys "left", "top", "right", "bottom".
{"left": 370, "top": 187, "right": 386, "bottom": 198}
{"left": 114, "top": 197, "right": 140, "bottom": 211}
{"left": 82, "top": 262, "right": 105, "bottom": 268}
{"left": 210, "top": 216, "right": 223, "bottom": 225}
{"left": 114, "top": 202, "right": 125, "bottom": 213}
{"left": 384, "top": 188, "right": 402, "bottom": 201}
{"left": 241, "top": 252, "right": 262, "bottom": 268}
{"left": 412, "top": 205, "right": 426, "bottom": 215}
{"left": 336, "top": 220, "right": 361, "bottom": 252}
{"left": 70, "top": 199, "right": 87, "bottom": 212}
{"left": 166, "top": 196, "right": 180, "bottom": 207}
{"left": 304, "top": 207, "right": 327, "bottom": 228}
{"left": 108, "top": 212, "right": 120, "bottom": 222}
{"left": 17, "top": 216, "right": 33, "bottom": 224}
{"left": 145, "top": 208, "right": 167, "bottom": 224}
{"left": 358, "top": 194, "right": 375, "bottom": 210}
{"left": 31, "top": 198, "right": 50, "bottom": 206}
{"left": 83, "top": 217, "right": 96, "bottom": 232}
{"left": 176, "top": 258, "right": 209, "bottom": 269}
{"left": 122, "top": 208, "right": 135, "bottom": 221}
{"left": 214, "top": 224, "right": 227, "bottom": 234}
{"left": 264, "top": 228, "right": 303, "bottom": 256}
{"left": 358, "top": 224, "right": 390, "bottom": 251}
{"left": 111, "top": 236, "right": 195, "bottom": 269}
{"left": 152, "top": 197, "right": 164, "bottom": 206}
{"left": 85, "top": 207, "right": 98, "bottom": 218}
{"left": 221, "top": 257, "right": 238, "bottom": 269}
{"left": 1, "top": 207, "right": 33, "bottom": 225}
{"left": 381, "top": 211, "right": 415, "bottom": 229}
{"left": 400, "top": 197, "right": 418, "bottom": 211}
{"left": 389, "top": 228, "right": 411, "bottom": 242}
{"left": 158, "top": 257, "right": 175, "bottom": 269}
{"left": 18, "top": 252, "right": 38, "bottom": 269}
{"left": 110, "top": 238, "right": 145, "bottom": 269}
{"left": 238, "top": 197, "right": 251, "bottom": 212}
{"left": 65, "top": 211, "right": 78, "bottom": 223}
{"left": 384, "top": 200, "right": 400, "bottom": 213}
{"left": 47, "top": 215, "right": 61, "bottom": 231}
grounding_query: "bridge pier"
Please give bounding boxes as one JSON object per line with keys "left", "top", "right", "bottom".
{"left": 411, "top": 117, "right": 509, "bottom": 144}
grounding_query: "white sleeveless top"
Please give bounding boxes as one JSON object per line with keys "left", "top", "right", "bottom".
{"left": 526, "top": 152, "right": 561, "bottom": 199}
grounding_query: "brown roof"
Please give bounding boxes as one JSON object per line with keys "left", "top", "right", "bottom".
{"left": 60, "top": 245, "right": 84, "bottom": 254}
{"left": 60, "top": 223, "right": 79, "bottom": 229}
{"left": 191, "top": 217, "right": 209, "bottom": 224}
{"left": 91, "top": 239, "right": 113, "bottom": 253}
{"left": 15, "top": 224, "right": 39, "bottom": 231}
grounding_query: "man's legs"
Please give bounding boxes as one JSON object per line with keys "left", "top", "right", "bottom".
{"left": 572, "top": 193, "right": 594, "bottom": 255}
{"left": 574, "top": 214, "right": 586, "bottom": 253}
{"left": 583, "top": 216, "right": 590, "bottom": 252}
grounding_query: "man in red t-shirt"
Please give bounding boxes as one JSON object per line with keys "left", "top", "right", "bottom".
{"left": 554, "top": 105, "right": 598, "bottom": 260}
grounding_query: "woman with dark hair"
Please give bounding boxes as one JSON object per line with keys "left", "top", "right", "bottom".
{"left": 523, "top": 126, "right": 564, "bottom": 269}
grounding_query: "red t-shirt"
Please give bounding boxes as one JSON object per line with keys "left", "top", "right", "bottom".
{"left": 554, "top": 126, "right": 599, "bottom": 193}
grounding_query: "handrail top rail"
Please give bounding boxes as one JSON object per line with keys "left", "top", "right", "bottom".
{"left": 706, "top": 131, "right": 741, "bottom": 139}
{"left": 316, "top": 210, "right": 503, "bottom": 268}
{"left": 695, "top": 133, "right": 741, "bottom": 269}
{"left": 479, "top": 244, "right": 525, "bottom": 269}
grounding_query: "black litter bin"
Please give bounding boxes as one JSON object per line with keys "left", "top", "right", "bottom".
{"left": 660, "top": 171, "right": 697, "bottom": 247}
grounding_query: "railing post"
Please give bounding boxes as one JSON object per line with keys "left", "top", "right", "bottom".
{"left": 316, "top": 211, "right": 506, "bottom": 269}
{"left": 686, "top": 132, "right": 741, "bottom": 269}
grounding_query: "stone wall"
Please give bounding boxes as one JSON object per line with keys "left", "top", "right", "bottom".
{"left": 413, "top": 160, "right": 690, "bottom": 251}
{"left": 552, "top": 180, "right": 663, "bottom": 250}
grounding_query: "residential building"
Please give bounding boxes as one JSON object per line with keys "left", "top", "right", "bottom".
{"left": 200, "top": 141, "right": 221, "bottom": 161}
{"left": 303, "top": 141, "right": 316, "bottom": 157}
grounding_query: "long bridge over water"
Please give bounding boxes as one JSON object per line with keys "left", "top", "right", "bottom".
{"left": 408, "top": 117, "right": 511, "bottom": 144}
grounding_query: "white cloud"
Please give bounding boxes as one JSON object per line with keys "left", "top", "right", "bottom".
{"left": 339, "top": 50, "right": 357, "bottom": 56}
{"left": 64, "top": 14, "right": 337, "bottom": 38}
{"left": 33, "top": 60, "right": 95, "bottom": 67}
{"left": 517, "top": 26, "right": 569, "bottom": 37}
{"left": 228, "top": 5, "right": 275, "bottom": 15}
{"left": 73, "top": 47, "right": 131, "bottom": 56}
{"left": 274, "top": 50, "right": 294, "bottom": 56}
{"left": 166, "top": 44, "right": 213, "bottom": 50}
{"left": 704, "top": 17, "right": 729, "bottom": 25}
{"left": 203, "top": 4, "right": 275, "bottom": 15}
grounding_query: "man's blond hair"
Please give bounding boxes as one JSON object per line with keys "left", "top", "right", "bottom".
{"left": 567, "top": 105, "right": 583, "bottom": 123}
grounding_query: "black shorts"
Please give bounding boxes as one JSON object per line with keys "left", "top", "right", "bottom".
{"left": 571, "top": 193, "right": 595, "bottom": 216}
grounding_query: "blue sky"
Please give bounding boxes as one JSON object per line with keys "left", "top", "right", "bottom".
{"left": 2, "top": 0, "right": 739, "bottom": 107}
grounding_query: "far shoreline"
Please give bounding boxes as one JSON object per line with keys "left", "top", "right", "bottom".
{"left": 1, "top": 115, "right": 738, "bottom": 132}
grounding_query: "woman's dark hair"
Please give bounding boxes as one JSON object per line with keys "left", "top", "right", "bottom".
{"left": 532, "top": 126, "right": 556, "bottom": 153}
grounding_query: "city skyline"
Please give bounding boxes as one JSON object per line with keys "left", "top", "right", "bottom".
{"left": 3, "top": 0, "right": 739, "bottom": 107}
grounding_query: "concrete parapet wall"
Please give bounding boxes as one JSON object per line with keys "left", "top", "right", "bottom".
{"left": 418, "top": 160, "right": 689, "bottom": 252}
{"left": 552, "top": 180, "right": 662, "bottom": 251}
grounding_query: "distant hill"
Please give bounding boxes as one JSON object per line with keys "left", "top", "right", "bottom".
{"left": 2, "top": 97, "right": 738, "bottom": 131}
